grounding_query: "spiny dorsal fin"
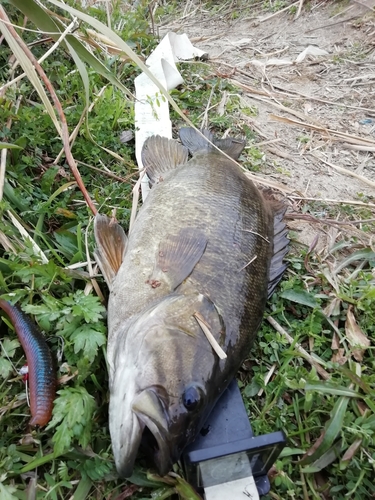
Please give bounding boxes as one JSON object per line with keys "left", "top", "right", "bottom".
{"left": 267, "top": 200, "right": 289, "bottom": 298}
{"left": 94, "top": 214, "right": 127, "bottom": 287}
{"left": 142, "top": 135, "right": 189, "bottom": 185}
{"left": 179, "top": 127, "right": 245, "bottom": 160}
{"left": 150, "top": 228, "right": 207, "bottom": 291}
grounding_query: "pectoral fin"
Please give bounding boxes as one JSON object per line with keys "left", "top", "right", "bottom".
{"left": 150, "top": 228, "right": 207, "bottom": 291}
{"left": 94, "top": 214, "right": 127, "bottom": 286}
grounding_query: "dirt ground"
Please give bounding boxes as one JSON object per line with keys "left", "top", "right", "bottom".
{"left": 161, "top": 0, "right": 375, "bottom": 249}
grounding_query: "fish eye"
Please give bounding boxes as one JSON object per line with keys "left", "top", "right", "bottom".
{"left": 183, "top": 386, "right": 201, "bottom": 411}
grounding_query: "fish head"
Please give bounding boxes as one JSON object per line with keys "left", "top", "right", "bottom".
{"left": 109, "top": 294, "right": 221, "bottom": 478}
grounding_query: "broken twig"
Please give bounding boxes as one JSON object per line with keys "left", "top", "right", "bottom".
{"left": 194, "top": 312, "right": 227, "bottom": 360}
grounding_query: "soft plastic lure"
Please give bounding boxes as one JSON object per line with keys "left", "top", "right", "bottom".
{"left": 0, "top": 299, "right": 56, "bottom": 426}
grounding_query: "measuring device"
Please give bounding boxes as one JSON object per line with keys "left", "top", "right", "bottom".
{"left": 182, "top": 380, "right": 286, "bottom": 499}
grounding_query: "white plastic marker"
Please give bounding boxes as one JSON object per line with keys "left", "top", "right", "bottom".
{"left": 134, "top": 32, "right": 206, "bottom": 201}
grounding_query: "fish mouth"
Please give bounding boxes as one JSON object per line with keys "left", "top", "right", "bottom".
{"left": 111, "top": 388, "right": 172, "bottom": 478}
{"left": 134, "top": 388, "right": 173, "bottom": 476}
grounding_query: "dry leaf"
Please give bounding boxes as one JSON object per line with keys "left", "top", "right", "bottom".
{"left": 324, "top": 297, "right": 341, "bottom": 318}
{"left": 301, "top": 431, "right": 325, "bottom": 461}
{"left": 304, "top": 102, "right": 313, "bottom": 114}
{"left": 58, "top": 370, "right": 78, "bottom": 385}
{"left": 249, "top": 58, "right": 293, "bottom": 68}
{"left": 19, "top": 433, "right": 39, "bottom": 446}
{"left": 345, "top": 306, "right": 370, "bottom": 361}
{"left": 296, "top": 45, "right": 329, "bottom": 63}
{"left": 331, "top": 348, "right": 347, "bottom": 365}
{"left": 217, "top": 91, "right": 228, "bottom": 117}
{"left": 341, "top": 439, "right": 362, "bottom": 462}
{"left": 267, "top": 465, "right": 278, "bottom": 480}
{"left": 113, "top": 484, "right": 140, "bottom": 500}
{"left": 331, "top": 331, "right": 340, "bottom": 350}
{"left": 356, "top": 400, "right": 369, "bottom": 416}
{"left": 231, "top": 38, "right": 253, "bottom": 47}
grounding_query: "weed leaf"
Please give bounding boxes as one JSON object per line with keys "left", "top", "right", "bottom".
{"left": 71, "top": 325, "right": 106, "bottom": 362}
{"left": 0, "top": 482, "right": 17, "bottom": 500}
{"left": 305, "top": 382, "right": 363, "bottom": 398}
{"left": 48, "top": 387, "right": 96, "bottom": 456}
{"left": 0, "top": 143, "right": 22, "bottom": 150}
{"left": 0, "top": 357, "right": 13, "bottom": 378}
{"left": 280, "top": 289, "right": 319, "bottom": 308}
{"left": 0, "top": 18, "right": 60, "bottom": 134}
{"left": 299, "top": 396, "right": 349, "bottom": 466}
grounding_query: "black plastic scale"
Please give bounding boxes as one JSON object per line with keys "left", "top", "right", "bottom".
{"left": 182, "top": 379, "right": 286, "bottom": 498}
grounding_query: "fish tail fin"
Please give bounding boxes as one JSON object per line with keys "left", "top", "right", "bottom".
{"left": 262, "top": 191, "right": 289, "bottom": 298}
{"left": 179, "top": 127, "right": 245, "bottom": 160}
{"left": 142, "top": 136, "right": 189, "bottom": 185}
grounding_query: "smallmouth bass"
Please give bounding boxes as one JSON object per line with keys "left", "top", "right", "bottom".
{"left": 94, "top": 128, "right": 289, "bottom": 477}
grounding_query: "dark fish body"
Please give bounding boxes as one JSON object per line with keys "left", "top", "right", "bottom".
{"left": 0, "top": 299, "right": 56, "bottom": 426}
{"left": 94, "top": 128, "right": 288, "bottom": 477}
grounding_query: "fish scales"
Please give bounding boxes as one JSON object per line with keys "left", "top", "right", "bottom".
{"left": 94, "top": 127, "right": 288, "bottom": 478}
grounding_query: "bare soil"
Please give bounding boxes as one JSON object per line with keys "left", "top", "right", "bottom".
{"left": 161, "top": 0, "right": 375, "bottom": 249}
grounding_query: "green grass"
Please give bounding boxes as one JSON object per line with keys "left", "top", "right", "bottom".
{"left": 0, "top": 1, "right": 374, "bottom": 499}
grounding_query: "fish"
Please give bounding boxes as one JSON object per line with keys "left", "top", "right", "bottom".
{"left": 0, "top": 299, "right": 56, "bottom": 426}
{"left": 94, "top": 127, "right": 289, "bottom": 478}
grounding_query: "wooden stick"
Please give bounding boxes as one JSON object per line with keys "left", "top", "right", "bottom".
{"left": 129, "top": 170, "right": 146, "bottom": 234}
{"left": 310, "top": 153, "right": 375, "bottom": 189}
{"left": 289, "top": 196, "right": 375, "bottom": 208}
{"left": 259, "top": 1, "right": 300, "bottom": 22}
{"left": 294, "top": 0, "right": 305, "bottom": 19}
{"left": 270, "top": 114, "right": 375, "bottom": 147}
{"left": 194, "top": 312, "right": 227, "bottom": 360}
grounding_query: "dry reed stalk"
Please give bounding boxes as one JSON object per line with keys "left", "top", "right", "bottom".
{"left": 194, "top": 312, "right": 227, "bottom": 360}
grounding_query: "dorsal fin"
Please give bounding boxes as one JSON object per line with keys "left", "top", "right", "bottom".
{"left": 179, "top": 127, "right": 245, "bottom": 160}
{"left": 141, "top": 135, "right": 188, "bottom": 185}
{"left": 267, "top": 201, "right": 289, "bottom": 298}
{"left": 94, "top": 214, "right": 127, "bottom": 287}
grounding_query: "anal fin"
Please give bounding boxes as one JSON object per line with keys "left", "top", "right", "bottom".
{"left": 150, "top": 228, "right": 207, "bottom": 291}
{"left": 94, "top": 214, "right": 127, "bottom": 286}
{"left": 142, "top": 136, "right": 188, "bottom": 185}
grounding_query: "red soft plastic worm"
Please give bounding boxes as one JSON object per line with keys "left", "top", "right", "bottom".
{"left": 0, "top": 299, "right": 56, "bottom": 426}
